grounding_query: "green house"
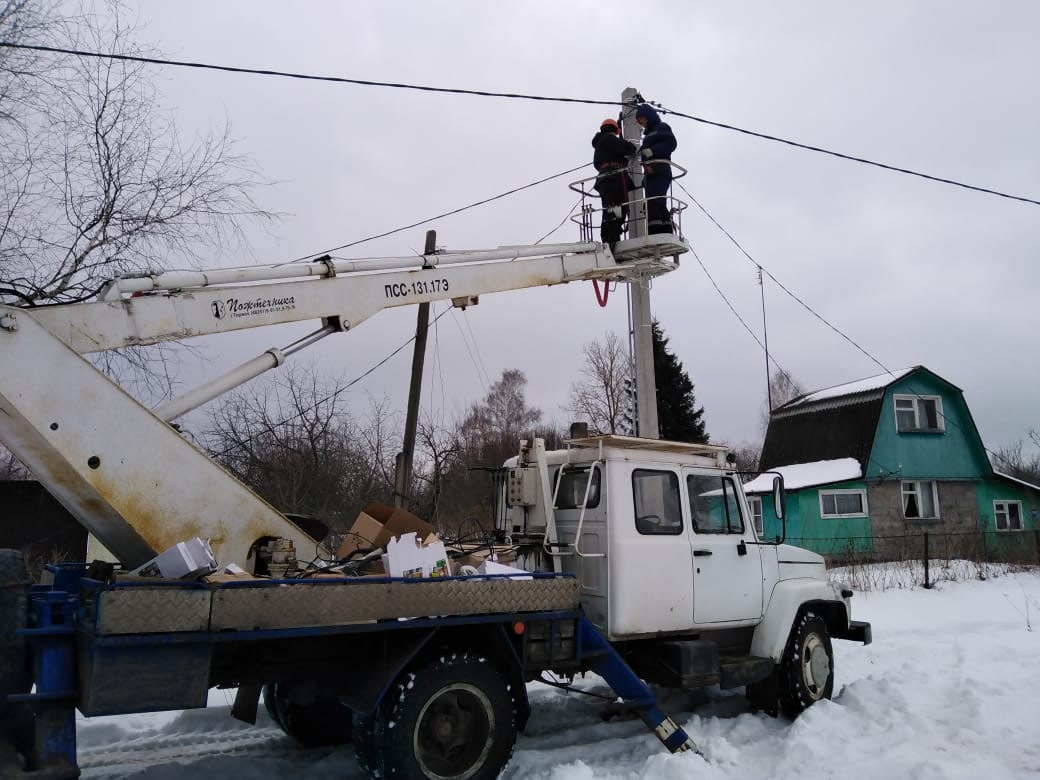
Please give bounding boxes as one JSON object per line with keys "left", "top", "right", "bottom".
{"left": 745, "top": 366, "right": 1039, "bottom": 561}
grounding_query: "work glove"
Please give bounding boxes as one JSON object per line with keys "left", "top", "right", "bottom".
{"left": 640, "top": 148, "right": 654, "bottom": 160}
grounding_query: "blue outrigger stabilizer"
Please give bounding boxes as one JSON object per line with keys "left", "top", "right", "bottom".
{"left": 4, "top": 564, "right": 698, "bottom": 778}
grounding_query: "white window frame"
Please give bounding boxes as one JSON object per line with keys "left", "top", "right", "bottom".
{"left": 993, "top": 500, "right": 1024, "bottom": 532}
{"left": 893, "top": 394, "right": 945, "bottom": 433}
{"left": 901, "top": 480, "right": 940, "bottom": 520}
{"left": 818, "top": 489, "right": 868, "bottom": 519}
{"left": 748, "top": 496, "right": 763, "bottom": 535}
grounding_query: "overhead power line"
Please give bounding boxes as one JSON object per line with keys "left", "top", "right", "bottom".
{"left": 291, "top": 163, "right": 588, "bottom": 262}
{"left": 7, "top": 40, "right": 1038, "bottom": 207}
{"left": 657, "top": 104, "right": 1040, "bottom": 208}
{"left": 0, "top": 42, "right": 618, "bottom": 106}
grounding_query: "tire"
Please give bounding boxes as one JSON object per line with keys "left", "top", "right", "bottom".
{"left": 351, "top": 711, "right": 379, "bottom": 777}
{"left": 778, "top": 611, "right": 834, "bottom": 718}
{"left": 0, "top": 550, "right": 32, "bottom": 720}
{"left": 374, "top": 653, "right": 516, "bottom": 780}
{"left": 263, "top": 681, "right": 353, "bottom": 747}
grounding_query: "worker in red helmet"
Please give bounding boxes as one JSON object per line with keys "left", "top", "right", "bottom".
{"left": 591, "top": 117, "right": 636, "bottom": 249}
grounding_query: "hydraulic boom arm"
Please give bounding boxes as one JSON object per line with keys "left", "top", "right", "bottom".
{"left": 0, "top": 239, "right": 684, "bottom": 569}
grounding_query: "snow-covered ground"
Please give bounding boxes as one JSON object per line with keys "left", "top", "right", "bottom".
{"left": 75, "top": 569, "right": 1040, "bottom": 779}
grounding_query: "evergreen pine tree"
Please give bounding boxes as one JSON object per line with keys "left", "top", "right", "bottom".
{"left": 651, "top": 320, "right": 709, "bottom": 443}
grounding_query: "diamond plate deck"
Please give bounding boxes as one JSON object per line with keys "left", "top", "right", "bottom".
{"left": 209, "top": 576, "right": 580, "bottom": 632}
{"left": 91, "top": 587, "right": 212, "bottom": 634}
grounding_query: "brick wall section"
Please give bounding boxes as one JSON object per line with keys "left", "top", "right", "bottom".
{"left": 867, "top": 480, "right": 981, "bottom": 560}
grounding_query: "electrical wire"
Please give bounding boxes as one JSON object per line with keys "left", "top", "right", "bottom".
{"left": 681, "top": 181, "right": 1022, "bottom": 475}
{"left": 212, "top": 306, "right": 453, "bottom": 458}
{"left": 5, "top": 41, "right": 1039, "bottom": 209}
{"left": 289, "top": 163, "right": 589, "bottom": 263}
{"left": 688, "top": 244, "right": 792, "bottom": 382}
{"left": 677, "top": 180, "right": 892, "bottom": 377}
{"left": 0, "top": 42, "right": 617, "bottom": 106}
{"left": 656, "top": 103, "right": 1040, "bottom": 208}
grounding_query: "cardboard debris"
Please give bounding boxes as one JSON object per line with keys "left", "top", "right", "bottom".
{"left": 202, "top": 562, "right": 257, "bottom": 584}
{"left": 336, "top": 502, "right": 437, "bottom": 560}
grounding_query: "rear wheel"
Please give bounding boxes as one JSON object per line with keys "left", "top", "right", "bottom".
{"left": 262, "top": 681, "right": 353, "bottom": 747}
{"left": 374, "top": 653, "right": 516, "bottom": 780}
{"left": 778, "top": 611, "right": 834, "bottom": 717}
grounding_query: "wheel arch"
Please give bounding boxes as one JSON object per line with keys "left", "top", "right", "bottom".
{"left": 404, "top": 622, "right": 532, "bottom": 731}
{"left": 751, "top": 579, "right": 849, "bottom": 661}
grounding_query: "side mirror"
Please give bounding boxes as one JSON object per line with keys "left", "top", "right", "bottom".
{"left": 772, "top": 475, "right": 786, "bottom": 521}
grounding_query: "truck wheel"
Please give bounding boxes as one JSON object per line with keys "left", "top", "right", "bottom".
{"left": 0, "top": 550, "right": 32, "bottom": 720}
{"left": 375, "top": 653, "right": 516, "bottom": 780}
{"left": 262, "top": 682, "right": 353, "bottom": 746}
{"left": 351, "top": 711, "right": 378, "bottom": 776}
{"left": 779, "top": 611, "right": 834, "bottom": 717}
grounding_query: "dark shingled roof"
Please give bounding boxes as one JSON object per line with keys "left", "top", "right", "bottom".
{"left": 759, "top": 367, "right": 924, "bottom": 473}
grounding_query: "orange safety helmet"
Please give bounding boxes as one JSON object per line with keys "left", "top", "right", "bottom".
{"left": 600, "top": 117, "right": 620, "bottom": 133}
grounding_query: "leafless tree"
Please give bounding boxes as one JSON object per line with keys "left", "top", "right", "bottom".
{"left": 431, "top": 369, "right": 561, "bottom": 540}
{"left": 990, "top": 438, "right": 1040, "bottom": 486}
{"left": 202, "top": 366, "right": 397, "bottom": 531}
{"left": 565, "top": 330, "right": 631, "bottom": 435}
{"left": 1, "top": 1, "right": 272, "bottom": 307}
{"left": 759, "top": 369, "right": 806, "bottom": 435}
{"left": 731, "top": 442, "right": 762, "bottom": 474}
{"left": 0, "top": 444, "right": 30, "bottom": 479}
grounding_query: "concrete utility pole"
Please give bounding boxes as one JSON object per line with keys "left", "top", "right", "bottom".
{"left": 621, "top": 86, "right": 660, "bottom": 439}
{"left": 394, "top": 229, "right": 435, "bottom": 508}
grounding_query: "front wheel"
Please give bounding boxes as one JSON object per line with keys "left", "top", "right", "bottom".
{"left": 778, "top": 611, "right": 834, "bottom": 717}
{"left": 374, "top": 652, "right": 516, "bottom": 780}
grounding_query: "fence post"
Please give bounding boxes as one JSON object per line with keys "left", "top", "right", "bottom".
{"left": 923, "top": 531, "right": 930, "bottom": 589}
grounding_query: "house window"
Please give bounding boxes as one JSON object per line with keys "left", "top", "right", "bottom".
{"left": 819, "top": 489, "right": 868, "bottom": 518}
{"left": 902, "top": 480, "right": 939, "bottom": 519}
{"left": 994, "top": 500, "right": 1023, "bottom": 532}
{"left": 748, "top": 496, "right": 763, "bottom": 535}
{"left": 894, "top": 395, "right": 944, "bottom": 432}
{"left": 632, "top": 469, "right": 683, "bottom": 535}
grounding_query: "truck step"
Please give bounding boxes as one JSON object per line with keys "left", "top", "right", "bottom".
{"left": 719, "top": 656, "right": 775, "bottom": 689}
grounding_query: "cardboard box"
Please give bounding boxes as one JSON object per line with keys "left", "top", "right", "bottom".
{"left": 202, "top": 563, "right": 256, "bottom": 584}
{"left": 130, "top": 537, "right": 218, "bottom": 580}
{"left": 336, "top": 502, "right": 437, "bottom": 560}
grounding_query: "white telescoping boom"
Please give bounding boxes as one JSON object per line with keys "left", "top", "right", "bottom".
{"left": 0, "top": 236, "right": 686, "bottom": 569}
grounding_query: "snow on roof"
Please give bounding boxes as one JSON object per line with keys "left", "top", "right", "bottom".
{"left": 744, "top": 457, "right": 862, "bottom": 493}
{"left": 787, "top": 367, "right": 915, "bottom": 407}
{"left": 993, "top": 470, "right": 1040, "bottom": 493}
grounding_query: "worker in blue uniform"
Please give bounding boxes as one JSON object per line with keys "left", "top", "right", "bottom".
{"left": 634, "top": 104, "right": 677, "bottom": 235}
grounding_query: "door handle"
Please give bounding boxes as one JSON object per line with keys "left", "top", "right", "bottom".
{"left": 693, "top": 549, "right": 713, "bottom": 557}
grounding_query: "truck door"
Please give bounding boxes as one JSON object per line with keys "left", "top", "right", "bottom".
{"left": 684, "top": 471, "right": 764, "bottom": 624}
{"left": 607, "top": 467, "right": 695, "bottom": 636}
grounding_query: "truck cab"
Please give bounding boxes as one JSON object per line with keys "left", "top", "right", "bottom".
{"left": 501, "top": 435, "right": 871, "bottom": 711}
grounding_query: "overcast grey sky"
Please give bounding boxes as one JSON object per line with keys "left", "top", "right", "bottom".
{"left": 120, "top": 0, "right": 1039, "bottom": 454}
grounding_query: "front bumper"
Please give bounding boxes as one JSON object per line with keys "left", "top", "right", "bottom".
{"left": 839, "top": 619, "right": 872, "bottom": 645}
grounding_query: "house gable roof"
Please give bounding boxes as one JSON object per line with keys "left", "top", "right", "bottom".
{"left": 760, "top": 366, "right": 971, "bottom": 474}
